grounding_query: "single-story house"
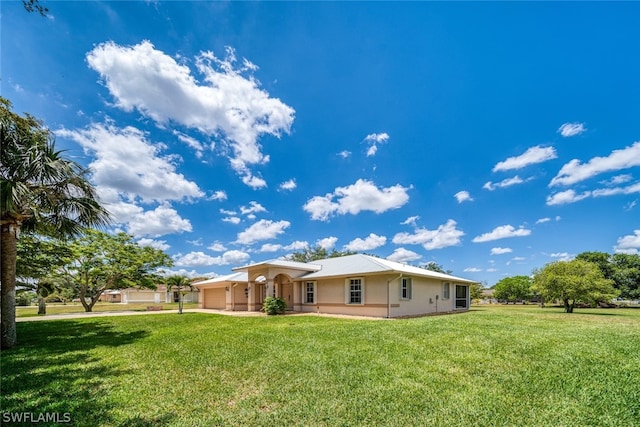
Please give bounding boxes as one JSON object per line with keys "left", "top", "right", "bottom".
{"left": 193, "top": 254, "right": 477, "bottom": 318}
{"left": 98, "top": 285, "right": 199, "bottom": 304}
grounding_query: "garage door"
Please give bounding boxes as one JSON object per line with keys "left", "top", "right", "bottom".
{"left": 204, "top": 288, "right": 226, "bottom": 309}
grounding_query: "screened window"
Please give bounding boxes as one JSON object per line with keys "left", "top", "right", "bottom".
{"left": 455, "top": 285, "right": 468, "bottom": 309}
{"left": 346, "top": 278, "right": 364, "bottom": 304}
{"left": 400, "top": 277, "right": 412, "bottom": 300}
{"left": 305, "top": 281, "right": 315, "bottom": 304}
{"left": 442, "top": 282, "right": 450, "bottom": 300}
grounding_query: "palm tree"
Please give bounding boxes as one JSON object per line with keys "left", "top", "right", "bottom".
{"left": 1, "top": 97, "right": 110, "bottom": 349}
{"left": 166, "top": 275, "right": 192, "bottom": 314}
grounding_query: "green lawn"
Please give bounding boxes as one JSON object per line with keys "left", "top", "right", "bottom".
{"left": 16, "top": 302, "right": 199, "bottom": 317}
{"left": 2, "top": 306, "right": 639, "bottom": 426}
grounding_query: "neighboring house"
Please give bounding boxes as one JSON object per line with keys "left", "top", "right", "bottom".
{"left": 98, "top": 285, "right": 199, "bottom": 304}
{"left": 194, "top": 254, "right": 477, "bottom": 318}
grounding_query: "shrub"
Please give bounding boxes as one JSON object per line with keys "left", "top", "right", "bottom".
{"left": 263, "top": 296, "right": 287, "bottom": 315}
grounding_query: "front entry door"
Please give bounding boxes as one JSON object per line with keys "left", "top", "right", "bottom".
{"left": 281, "top": 283, "right": 293, "bottom": 311}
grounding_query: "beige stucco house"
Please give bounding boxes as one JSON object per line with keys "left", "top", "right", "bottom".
{"left": 194, "top": 254, "right": 476, "bottom": 318}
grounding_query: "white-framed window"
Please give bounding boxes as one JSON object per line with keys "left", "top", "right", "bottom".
{"left": 345, "top": 278, "right": 364, "bottom": 305}
{"left": 304, "top": 281, "right": 315, "bottom": 304}
{"left": 400, "top": 277, "right": 412, "bottom": 300}
{"left": 442, "top": 282, "right": 450, "bottom": 300}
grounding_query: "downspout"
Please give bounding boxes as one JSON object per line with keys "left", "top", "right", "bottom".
{"left": 387, "top": 274, "right": 403, "bottom": 318}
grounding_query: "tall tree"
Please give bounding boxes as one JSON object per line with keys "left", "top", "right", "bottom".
{"left": 59, "top": 230, "right": 172, "bottom": 312}
{"left": 288, "top": 246, "right": 356, "bottom": 263}
{"left": 165, "top": 275, "right": 193, "bottom": 314}
{"left": 1, "top": 98, "right": 109, "bottom": 349}
{"left": 576, "top": 251, "right": 640, "bottom": 299}
{"left": 16, "top": 232, "right": 72, "bottom": 313}
{"left": 610, "top": 253, "right": 640, "bottom": 299}
{"left": 533, "top": 260, "right": 618, "bottom": 313}
{"left": 493, "top": 275, "right": 533, "bottom": 303}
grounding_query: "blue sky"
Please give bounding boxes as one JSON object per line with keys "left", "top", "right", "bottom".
{"left": 3, "top": 1, "right": 639, "bottom": 285}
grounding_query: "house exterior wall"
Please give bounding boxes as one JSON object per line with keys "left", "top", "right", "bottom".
{"left": 388, "top": 277, "right": 462, "bottom": 317}
{"left": 294, "top": 275, "right": 470, "bottom": 318}
{"left": 297, "top": 276, "right": 389, "bottom": 318}
{"left": 232, "top": 284, "right": 248, "bottom": 311}
{"left": 123, "top": 290, "right": 163, "bottom": 304}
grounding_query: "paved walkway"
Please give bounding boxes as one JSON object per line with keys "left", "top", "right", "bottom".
{"left": 17, "top": 309, "right": 386, "bottom": 322}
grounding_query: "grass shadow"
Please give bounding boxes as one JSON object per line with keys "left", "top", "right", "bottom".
{"left": 1, "top": 320, "right": 150, "bottom": 426}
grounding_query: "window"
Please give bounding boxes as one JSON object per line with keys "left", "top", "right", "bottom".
{"left": 442, "top": 282, "right": 450, "bottom": 300}
{"left": 455, "top": 285, "right": 468, "bottom": 309}
{"left": 305, "top": 281, "right": 315, "bottom": 304}
{"left": 400, "top": 277, "right": 412, "bottom": 300}
{"left": 345, "top": 278, "right": 364, "bottom": 304}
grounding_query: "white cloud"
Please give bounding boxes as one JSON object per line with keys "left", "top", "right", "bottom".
{"left": 285, "top": 240, "right": 309, "bottom": 251}
{"left": 137, "top": 238, "right": 170, "bottom": 251}
{"left": 173, "top": 130, "right": 210, "bottom": 159}
{"left": 86, "top": 41, "right": 295, "bottom": 187}
{"left": 550, "top": 142, "right": 640, "bottom": 187}
{"left": 386, "top": 248, "right": 422, "bottom": 263}
{"left": 558, "top": 122, "right": 586, "bottom": 137}
{"left": 472, "top": 225, "right": 531, "bottom": 243}
{"left": 337, "top": 150, "right": 352, "bottom": 159}
{"left": 364, "top": 132, "right": 389, "bottom": 157}
{"left": 454, "top": 191, "right": 473, "bottom": 203}
{"left": 222, "top": 216, "right": 241, "bottom": 224}
{"left": 601, "top": 174, "right": 633, "bottom": 186}
{"left": 127, "top": 204, "right": 192, "bottom": 237}
{"left": 220, "top": 209, "right": 236, "bottom": 215}
{"left": 614, "top": 230, "right": 640, "bottom": 254}
{"left": 492, "top": 146, "right": 557, "bottom": 172}
{"left": 592, "top": 182, "right": 640, "bottom": 198}
{"left": 279, "top": 179, "right": 297, "bottom": 191}
{"left": 546, "top": 189, "right": 590, "bottom": 205}
{"left": 240, "top": 201, "right": 267, "bottom": 216}
{"left": 259, "top": 243, "right": 282, "bottom": 252}
{"left": 344, "top": 233, "right": 387, "bottom": 251}
{"left": 174, "top": 249, "right": 251, "bottom": 267}
{"left": 208, "top": 242, "right": 227, "bottom": 252}
{"left": 392, "top": 219, "right": 464, "bottom": 250}
{"left": 236, "top": 219, "right": 290, "bottom": 244}
{"left": 490, "top": 247, "right": 513, "bottom": 255}
{"left": 536, "top": 217, "right": 551, "bottom": 224}
{"left": 211, "top": 191, "right": 228, "bottom": 201}
{"left": 57, "top": 123, "right": 203, "bottom": 203}
{"left": 486, "top": 268, "right": 498, "bottom": 273}
{"left": 464, "top": 267, "right": 482, "bottom": 273}
{"left": 303, "top": 179, "right": 410, "bottom": 221}
{"left": 316, "top": 236, "right": 338, "bottom": 250}
{"left": 401, "top": 216, "right": 420, "bottom": 227}
{"left": 546, "top": 182, "right": 640, "bottom": 206}
{"left": 483, "top": 175, "right": 529, "bottom": 191}
{"left": 174, "top": 251, "right": 218, "bottom": 267}
{"left": 550, "top": 252, "right": 573, "bottom": 261}
{"left": 187, "top": 238, "right": 203, "bottom": 246}
{"left": 506, "top": 256, "right": 527, "bottom": 266}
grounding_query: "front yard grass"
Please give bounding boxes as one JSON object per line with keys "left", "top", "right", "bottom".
{"left": 1, "top": 305, "right": 639, "bottom": 426}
